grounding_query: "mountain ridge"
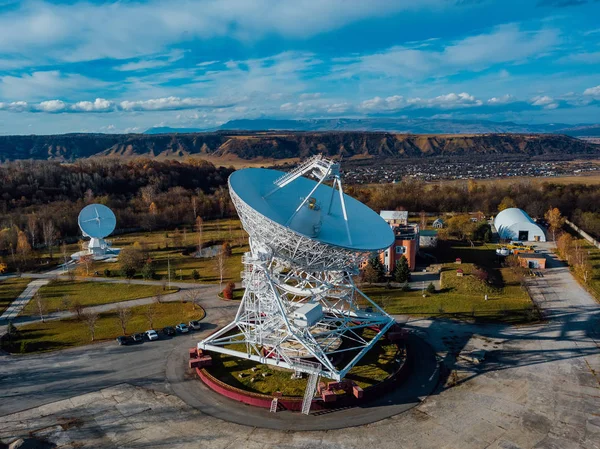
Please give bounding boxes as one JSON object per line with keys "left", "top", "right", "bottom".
{"left": 144, "top": 118, "right": 600, "bottom": 136}
{"left": 0, "top": 131, "right": 598, "bottom": 162}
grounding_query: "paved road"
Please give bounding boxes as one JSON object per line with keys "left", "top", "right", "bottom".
{"left": 1, "top": 248, "right": 599, "bottom": 448}
{"left": 0, "top": 292, "right": 237, "bottom": 416}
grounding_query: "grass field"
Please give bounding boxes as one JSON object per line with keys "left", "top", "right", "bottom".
{"left": 206, "top": 329, "right": 400, "bottom": 396}
{"left": 20, "top": 280, "right": 178, "bottom": 316}
{"left": 2, "top": 301, "right": 204, "bottom": 354}
{"left": 362, "top": 241, "right": 538, "bottom": 324}
{"left": 85, "top": 218, "right": 247, "bottom": 284}
{"left": 0, "top": 277, "right": 31, "bottom": 315}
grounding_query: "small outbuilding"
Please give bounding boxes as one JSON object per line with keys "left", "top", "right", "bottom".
{"left": 432, "top": 218, "right": 445, "bottom": 229}
{"left": 419, "top": 229, "right": 438, "bottom": 248}
{"left": 494, "top": 208, "right": 546, "bottom": 242}
{"left": 518, "top": 254, "right": 547, "bottom": 269}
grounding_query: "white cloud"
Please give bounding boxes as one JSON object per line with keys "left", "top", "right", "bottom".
{"left": 114, "top": 49, "right": 186, "bottom": 72}
{"left": 0, "top": 0, "right": 447, "bottom": 64}
{"left": 333, "top": 24, "right": 559, "bottom": 79}
{"left": 531, "top": 95, "right": 554, "bottom": 106}
{"left": 487, "top": 94, "right": 516, "bottom": 105}
{"left": 583, "top": 85, "right": 600, "bottom": 97}
{"left": 0, "top": 71, "right": 108, "bottom": 101}
{"left": 530, "top": 95, "right": 558, "bottom": 109}
{"left": 359, "top": 92, "right": 482, "bottom": 111}
{"left": 72, "top": 98, "right": 113, "bottom": 112}
{"left": 35, "top": 99, "right": 67, "bottom": 112}
{"left": 0, "top": 101, "right": 29, "bottom": 112}
{"left": 119, "top": 96, "right": 230, "bottom": 111}
{"left": 299, "top": 93, "right": 321, "bottom": 100}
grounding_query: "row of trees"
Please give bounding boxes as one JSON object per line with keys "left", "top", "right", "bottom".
{"left": 348, "top": 179, "right": 600, "bottom": 226}
{"left": 556, "top": 233, "right": 593, "bottom": 284}
{"left": 361, "top": 255, "right": 411, "bottom": 284}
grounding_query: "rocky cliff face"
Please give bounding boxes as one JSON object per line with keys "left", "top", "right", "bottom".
{"left": 0, "top": 132, "right": 597, "bottom": 161}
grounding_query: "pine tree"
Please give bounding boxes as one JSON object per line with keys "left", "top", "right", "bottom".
{"left": 366, "top": 256, "right": 385, "bottom": 282}
{"left": 394, "top": 255, "right": 411, "bottom": 283}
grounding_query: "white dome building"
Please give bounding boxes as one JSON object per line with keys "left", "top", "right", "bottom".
{"left": 494, "top": 208, "right": 546, "bottom": 242}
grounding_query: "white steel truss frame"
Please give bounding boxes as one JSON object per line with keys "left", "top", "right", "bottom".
{"left": 198, "top": 156, "right": 394, "bottom": 381}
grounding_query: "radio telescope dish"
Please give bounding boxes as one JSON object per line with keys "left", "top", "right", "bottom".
{"left": 78, "top": 204, "right": 116, "bottom": 239}
{"left": 199, "top": 155, "right": 396, "bottom": 413}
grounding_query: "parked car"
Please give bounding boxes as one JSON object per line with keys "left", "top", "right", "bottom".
{"left": 145, "top": 330, "right": 159, "bottom": 341}
{"left": 132, "top": 333, "right": 145, "bottom": 342}
{"left": 188, "top": 320, "right": 202, "bottom": 330}
{"left": 116, "top": 336, "right": 131, "bottom": 345}
{"left": 162, "top": 326, "right": 176, "bottom": 336}
{"left": 175, "top": 323, "right": 189, "bottom": 333}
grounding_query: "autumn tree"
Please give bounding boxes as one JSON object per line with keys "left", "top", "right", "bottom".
{"left": 545, "top": 207, "right": 565, "bottom": 242}
{"left": 82, "top": 311, "right": 99, "bottom": 341}
{"left": 33, "top": 293, "right": 47, "bottom": 323}
{"left": 556, "top": 233, "right": 574, "bottom": 263}
{"left": 119, "top": 245, "right": 145, "bottom": 277}
{"left": 78, "top": 254, "right": 93, "bottom": 276}
{"left": 498, "top": 197, "right": 516, "bottom": 212}
{"left": 216, "top": 246, "right": 227, "bottom": 290}
{"left": 16, "top": 229, "right": 31, "bottom": 264}
{"left": 42, "top": 220, "right": 57, "bottom": 259}
{"left": 0, "top": 261, "right": 7, "bottom": 274}
{"left": 71, "top": 301, "right": 84, "bottom": 320}
{"left": 195, "top": 216, "right": 204, "bottom": 253}
{"left": 27, "top": 214, "right": 38, "bottom": 249}
{"left": 116, "top": 306, "right": 133, "bottom": 335}
{"left": 143, "top": 303, "right": 157, "bottom": 329}
{"left": 446, "top": 215, "right": 477, "bottom": 242}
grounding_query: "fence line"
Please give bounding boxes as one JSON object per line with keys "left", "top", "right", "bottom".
{"left": 565, "top": 219, "right": 600, "bottom": 249}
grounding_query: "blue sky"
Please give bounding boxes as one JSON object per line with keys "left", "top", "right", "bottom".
{"left": 0, "top": 0, "right": 599, "bottom": 134}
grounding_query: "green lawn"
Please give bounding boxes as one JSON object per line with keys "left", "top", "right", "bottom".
{"left": 206, "top": 330, "right": 400, "bottom": 396}
{"left": 84, "top": 219, "right": 247, "bottom": 284}
{"left": 2, "top": 301, "right": 205, "bottom": 354}
{"left": 0, "top": 277, "right": 31, "bottom": 315}
{"left": 363, "top": 241, "right": 538, "bottom": 324}
{"left": 20, "top": 280, "right": 178, "bottom": 316}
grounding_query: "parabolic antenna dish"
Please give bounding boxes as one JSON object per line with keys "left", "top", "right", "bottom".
{"left": 78, "top": 204, "right": 116, "bottom": 238}
{"left": 229, "top": 168, "right": 393, "bottom": 252}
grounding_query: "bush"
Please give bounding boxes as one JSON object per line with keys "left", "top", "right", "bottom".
{"left": 140, "top": 262, "right": 155, "bottom": 280}
{"left": 222, "top": 282, "right": 235, "bottom": 300}
{"left": 426, "top": 282, "right": 436, "bottom": 294}
{"left": 103, "top": 268, "right": 111, "bottom": 277}
{"left": 123, "top": 268, "right": 136, "bottom": 279}
{"left": 192, "top": 269, "right": 200, "bottom": 280}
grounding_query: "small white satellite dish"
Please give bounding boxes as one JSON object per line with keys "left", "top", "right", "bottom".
{"left": 78, "top": 204, "right": 116, "bottom": 238}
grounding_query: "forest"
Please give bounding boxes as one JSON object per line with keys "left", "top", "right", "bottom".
{"left": 0, "top": 159, "right": 234, "bottom": 262}
{"left": 2, "top": 158, "right": 600, "bottom": 267}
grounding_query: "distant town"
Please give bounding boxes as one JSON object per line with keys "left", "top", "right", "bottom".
{"left": 342, "top": 159, "right": 600, "bottom": 183}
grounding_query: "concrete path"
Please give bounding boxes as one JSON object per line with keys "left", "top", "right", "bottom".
{"left": 0, "top": 279, "right": 49, "bottom": 322}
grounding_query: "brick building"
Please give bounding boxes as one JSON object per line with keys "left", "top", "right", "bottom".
{"left": 378, "top": 211, "right": 419, "bottom": 272}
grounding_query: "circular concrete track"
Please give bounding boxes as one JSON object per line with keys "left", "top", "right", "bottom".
{"left": 166, "top": 334, "right": 440, "bottom": 431}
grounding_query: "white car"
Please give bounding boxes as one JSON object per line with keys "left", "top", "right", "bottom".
{"left": 176, "top": 323, "right": 189, "bottom": 333}
{"left": 145, "top": 330, "right": 159, "bottom": 341}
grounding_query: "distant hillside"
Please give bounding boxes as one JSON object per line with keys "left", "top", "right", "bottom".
{"left": 0, "top": 132, "right": 598, "bottom": 162}
{"left": 144, "top": 118, "right": 600, "bottom": 136}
